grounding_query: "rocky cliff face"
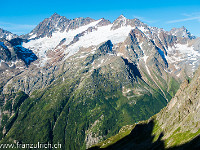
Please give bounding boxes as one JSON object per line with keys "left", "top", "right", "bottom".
{"left": 0, "top": 36, "right": 37, "bottom": 110}
{"left": 21, "top": 13, "right": 71, "bottom": 39}
{"left": 155, "top": 67, "right": 200, "bottom": 148}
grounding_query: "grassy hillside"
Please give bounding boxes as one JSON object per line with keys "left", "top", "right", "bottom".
{"left": 88, "top": 68, "right": 200, "bottom": 150}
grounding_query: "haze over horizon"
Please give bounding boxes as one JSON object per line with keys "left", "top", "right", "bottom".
{"left": 1, "top": 0, "right": 200, "bottom": 36}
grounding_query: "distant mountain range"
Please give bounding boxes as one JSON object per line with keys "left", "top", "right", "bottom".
{"left": 0, "top": 13, "right": 200, "bottom": 149}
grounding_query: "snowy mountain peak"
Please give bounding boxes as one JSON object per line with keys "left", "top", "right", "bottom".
{"left": 169, "top": 26, "right": 195, "bottom": 39}
{"left": 96, "top": 18, "right": 111, "bottom": 27}
{"left": 181, "top": 26, "right": 186, "bottom": 30}
{"left": 49, "top": 12, "right": 68, "bottom": 22}
{"left": 114, "top": 14, "right": 127, "bottom": 23}
{"left": 111, "top": 15, "right": 128, "bottom": 30}
{"left": 117, "top": 14, "right": 126, "bottom": 20}
{"left": 21, "top": 13, "right": 70, "bottom": 39}
{"left": 50, "top": 12, "right": 60, "bottom": 18}
{"left": 0, "top": 28, "right": 18, "bottom": 40}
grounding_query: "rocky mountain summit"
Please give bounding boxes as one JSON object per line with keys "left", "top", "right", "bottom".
{"left": 21, "top": 13, "right": 98, "bottom": 39}
{"left": 0, "top": 28, "right": 18, "bottom": 40}
{"left": 169, "top": 26, "right": 195, "bottom": 39}
{"left": 0, "top": 13, "right": 200, "bottom": 150}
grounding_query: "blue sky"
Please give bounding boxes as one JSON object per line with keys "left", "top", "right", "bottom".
{"left": 1, "top": 0, "right": 200, "bottom": 36}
